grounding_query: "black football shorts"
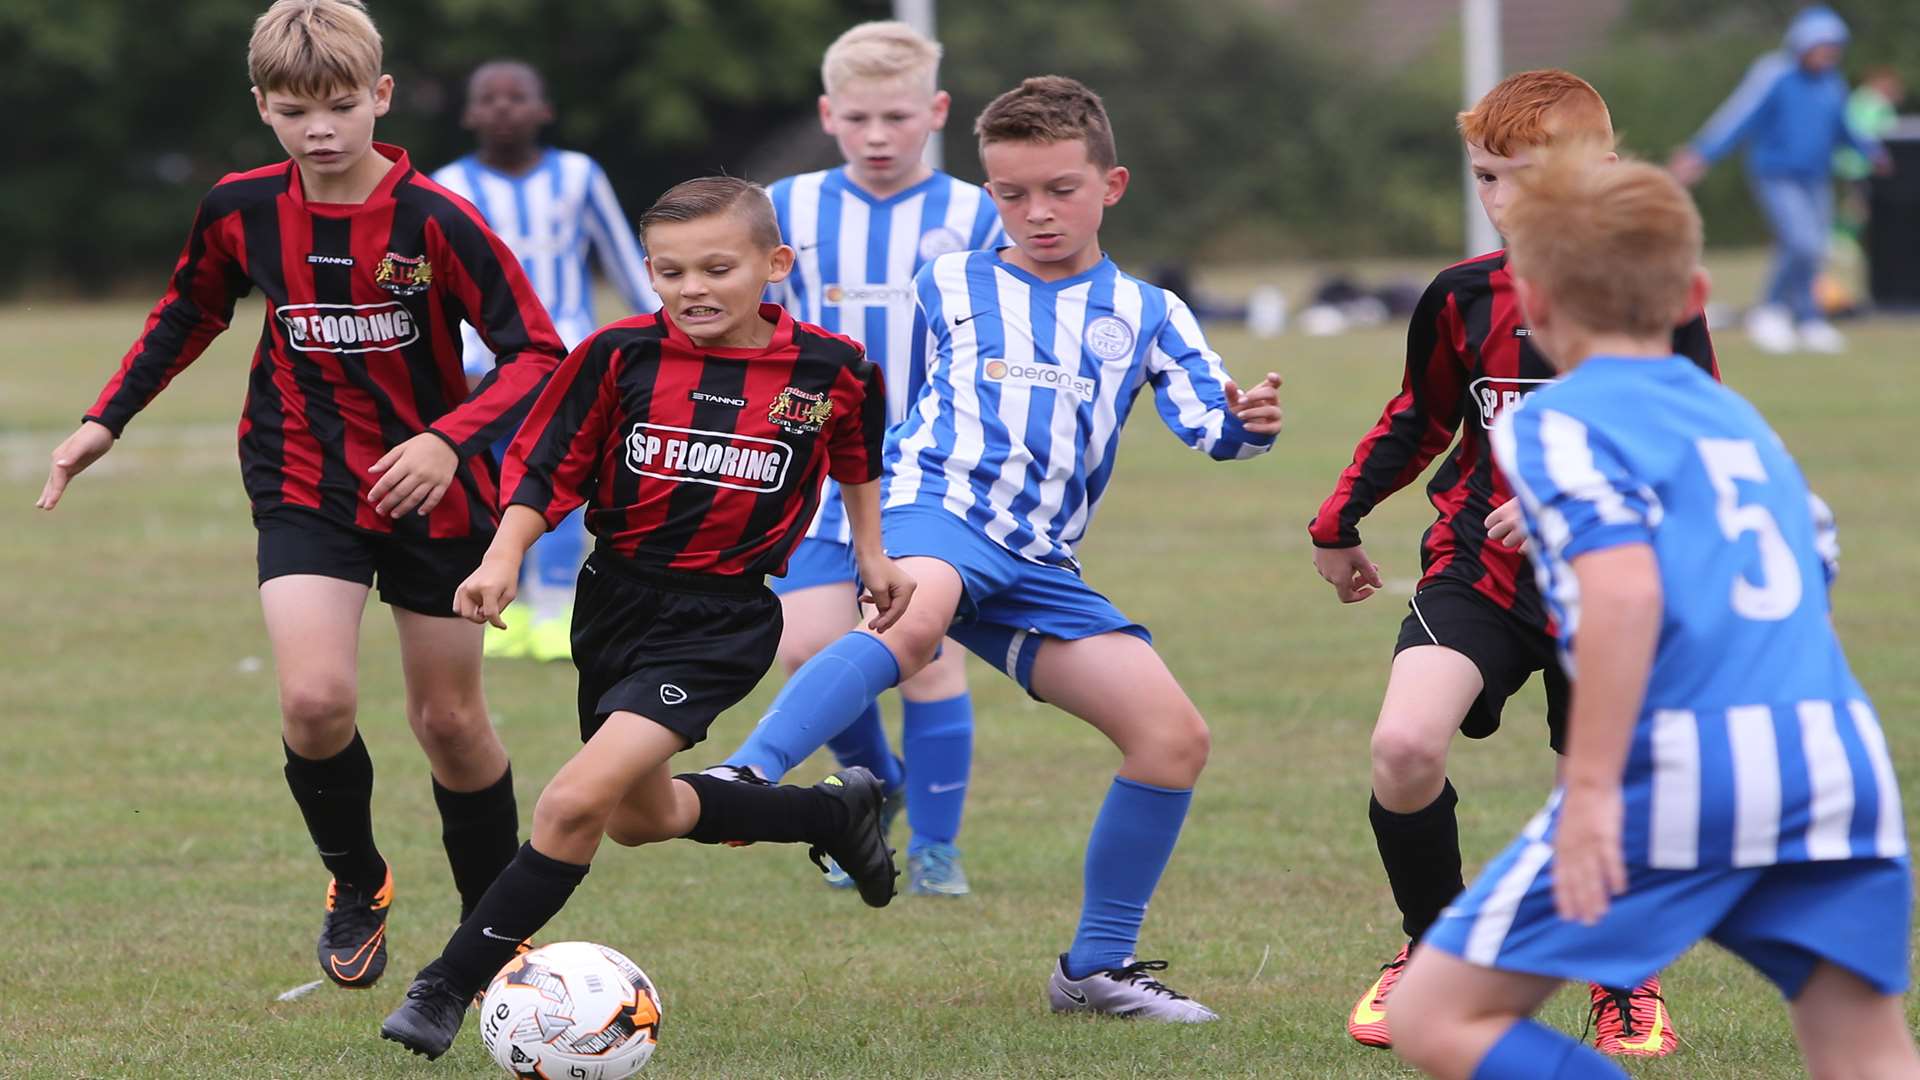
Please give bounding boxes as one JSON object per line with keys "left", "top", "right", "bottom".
{"left": 255, "top": 505, "right": 491, "bottom": 617}
{"left": 1393, "top": 579, "right": 1570, "bottom": 752}
{"left": 571, "top": 552, "right": 783, "bottom": 747}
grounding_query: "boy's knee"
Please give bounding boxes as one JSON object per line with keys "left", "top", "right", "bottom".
{"left": 901, "top": 647, "right": 967, "bottom": 701}
{"left": 280, "top": 678, "right": 356, "bottom": 738}
{"left": 532, "top": 782, "right": 610, "bottom": 842}
{"left": 777, "top": 618, "right": 846, "bottom": 673}
{"left": 1371, "top": 719, "right": 1450, "bottom": 784}
{"left": 408, "top": 697, "right": 489, "bottom": 750}
{"left": 883, "top": 621, "right": 945, "bottom": 678}
{"left": 1127, "top": 708, "right": 1209, "bottom": 784}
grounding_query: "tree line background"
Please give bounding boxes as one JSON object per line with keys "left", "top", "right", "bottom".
{"left": 2, "top": 0, "right": 1915, "bottom": 296}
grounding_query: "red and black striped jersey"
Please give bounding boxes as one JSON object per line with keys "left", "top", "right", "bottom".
{"left": 1309, "top": 250, "right": 1719, "bottom": 632}
{"left": 504, "top": 304, "right": 886, "bottom": 578}
{"left": 85, "top": 143, "right": 566, "bottom": 539}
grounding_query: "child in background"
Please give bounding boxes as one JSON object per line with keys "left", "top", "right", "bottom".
{"left": 433, "top": 59, "right": 661, "bottom": 661}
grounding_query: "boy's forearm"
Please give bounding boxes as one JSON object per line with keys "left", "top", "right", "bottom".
{"left": 1563, "top": 545, "right": 1664, "bottom": 790}
{"left": 485, "top": 504, "right": 550, "bottom": 567}
{"left": 840, "top": 479, "right": 887, "bottom": 565}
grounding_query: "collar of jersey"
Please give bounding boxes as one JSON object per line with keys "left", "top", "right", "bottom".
{"left": 288, "top": 142, "right": 411, "bottom": 214}
{"left": 989, "top": 248, "right": 1115, "bottom": 292}
{"left": 661, "top": 301, "right": 795, "bottom": 357}
{"left": 828, "top": 165, "right": 947, "bottom": 208}
{"left": 460, "top": 146, "right": 558, "bottom": 185}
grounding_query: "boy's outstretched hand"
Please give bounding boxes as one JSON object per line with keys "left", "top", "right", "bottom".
{"left": 368, "top": 431, "right": 460, "bottom": 518}
{"left": 37, "top": 421, "right": 116, "bottom": 510}
{"left": 859, "top": 558, "right": 917, "bottom": 634}
{"left": 1313, "top": 544, "right": 1385, "bottom": 603}
{"left": 453, "top": 554, "right": 520, "bottom": 629}
{"left": 1225, "top": 372, "right": 1284, "bottom": 435}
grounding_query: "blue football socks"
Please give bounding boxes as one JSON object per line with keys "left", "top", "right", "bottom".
{"left": 1064, "top": 776, "right": 1193, "bottom": 978}
{"left": 727, "top": 631, "right": 901, "bottom": 780}
{"left": 903, "top": 692, "right": 973, "bottom": 854}
{"left": 825, "top": 701, "right": 905, "bottom": 792}
{"left": 1472, "top": 1019, "right": 1626, "bottom": 1080}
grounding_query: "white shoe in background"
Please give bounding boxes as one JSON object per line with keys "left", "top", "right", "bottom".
{"left": 1744, "top": 305, "right": 1797, "bottom": 354}
{"left": 1796, "top": 319, "right": 1846, "bottom": 354}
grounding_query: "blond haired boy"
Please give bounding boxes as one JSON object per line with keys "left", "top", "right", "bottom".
{"left": 725, "top": 20, "right": 1005, "bottom": 897}
{"left": 1390, "top": 156, "right": 1917, "bottom": 1080}
{"left": 716, "top": 75, "right": 1283, "bottom": 1021}
{"left": 38, "top": 0, "right": 565, "bottom": 990}
{"left": 1310, "top": 70, "right": 1718, "bottom": 1054}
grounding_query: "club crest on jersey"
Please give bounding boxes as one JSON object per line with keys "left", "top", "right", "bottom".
{"left": 626, "top": 422, "right": 792, "bottom": 493}
{"left": 918, "top": 226, "right": 966, "bottom": 260}
{"left": 374, "top": 251, "right": 433, "bottom": 295}
{"left": 277, "top": 301, "right": 420, "bottom": 354}
{"left": 767, "top": 386, "right": 833, "bottom": 435}
{"left": 1083, "top": 315, "right": 1135, "bottom": 361}
{"left": 1469, "top": 376, "right": 1555, "bottom": 427}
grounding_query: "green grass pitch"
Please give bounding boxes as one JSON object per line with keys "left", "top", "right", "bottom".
{"left": 3, "top": 272, "right": 1916, "bottom": 1077}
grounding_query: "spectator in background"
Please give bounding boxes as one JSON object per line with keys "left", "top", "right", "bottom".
{"left": 1670, "top": 5, "right": 1891, "bottom": 356}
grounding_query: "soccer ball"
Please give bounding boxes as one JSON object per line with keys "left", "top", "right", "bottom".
{"left": 478, "top": 941, "right": 663, "bottom": 1079}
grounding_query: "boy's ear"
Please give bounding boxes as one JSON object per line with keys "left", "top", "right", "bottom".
{"left": 1684, "top": 266, "right": 1712, "bottom": 320}
{"left": 371, "top": 74, "right": 394, "bottom": 118}
{"left": 929, "top": 90, "right": 952, "bottom": 132}
{"left": 1102, "top": 165, "right": 1130, "bottom": 207}
{"left": 766, "top": 243, "right": 797, "bottom": 284}
{"left": 252, "top": 86, "right": 270, "bottom": 124}
{"left": 817, "top": 94, "right": 836, "bottom": 135}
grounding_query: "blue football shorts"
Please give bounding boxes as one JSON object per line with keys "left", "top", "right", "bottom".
{"left": 1425, "top": 808, "right": 1913, "bottom": 998}
{"left": 770, "top": 536, "right": 860, "bottom": 597}
{"left": 879, "top": 505, "right": 1148, "bottom": 698}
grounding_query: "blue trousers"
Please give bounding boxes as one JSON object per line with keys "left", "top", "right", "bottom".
{"left": 1750, "top": 173, "right": 1833, "bottom": 324}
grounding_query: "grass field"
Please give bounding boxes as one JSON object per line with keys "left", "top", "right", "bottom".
{"left": 4, "top": 267, "right": 1918, "bottom": 1078}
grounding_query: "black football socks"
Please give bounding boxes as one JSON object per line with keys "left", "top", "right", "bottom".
{"left": 432, "top": 765, "right": 521, "bottom": 921}
{"left": 1370, "top": 779, "right": 1465, "bottom": 942}
{"left": 427, "top": 842, "right": 588, "bottom": 997}
{"left": 674, "top": 772, "right": 850, "bottom": 845}
{"left": 284, "top": 732, "right": 386, "bottom": 890}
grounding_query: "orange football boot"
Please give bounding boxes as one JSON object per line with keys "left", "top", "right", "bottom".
{"left": 1347, "top": 943, "right": 1410, "bottom": 1048}
{"left": 1588, "top": 976, "right": 1678, "bottom": 1057}
{"left": 318, "top": 864, "right": 393, "bottom": 988}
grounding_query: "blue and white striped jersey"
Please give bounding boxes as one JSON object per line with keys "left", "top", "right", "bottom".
{"left": 769, "top": 167, "right": 1004, "bottom": 544}
{"left": 887, "top": 250, "right": 1275, "bottom": 568}
{"left": 1492, "top": 355, "right": 1902, "bottom": 869}
{"left": 432, "top": 149, "right": 658, "bottom": 362}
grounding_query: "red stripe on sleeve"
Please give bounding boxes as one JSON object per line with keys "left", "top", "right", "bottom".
{"left": 86, "top": 196, "right": 247, "bottom": 435}
{"left": 420, "top": 211, "right": 566, "bottom": 456}
{"left": 1308, "top": 286, "right": 1468, "bottom": 547}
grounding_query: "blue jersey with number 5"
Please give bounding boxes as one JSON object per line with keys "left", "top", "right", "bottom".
{"left": 1491, "top": 355, "right": 1903, "bottom": 871}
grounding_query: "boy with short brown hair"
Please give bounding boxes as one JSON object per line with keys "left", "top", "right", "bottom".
{"left": 713, "top": 75, "right": 1284, "bottom": 1022}
{"left": 38, "top": 0, "right": 566, "bottom": 992}
{"left": 379, "top": 176, "right": 911, "bottom": 1060}
{"left": 1311, "top": 69, "right": 1717, "bottom": 1055}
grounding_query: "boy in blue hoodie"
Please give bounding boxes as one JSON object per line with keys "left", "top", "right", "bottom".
{"left": 1670, "top": 6, "right": 1889, "bottom": 356}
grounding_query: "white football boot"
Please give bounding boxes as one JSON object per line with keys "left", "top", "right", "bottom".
{"left": 1744, "top": 304, "right": 1797, "bottom": 354}
{"left": 1796, "top": 318, "right": 1847, "bottom": 354}
{"left": 1048, "top": 955, "right": 1219, "bottom": 1023}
